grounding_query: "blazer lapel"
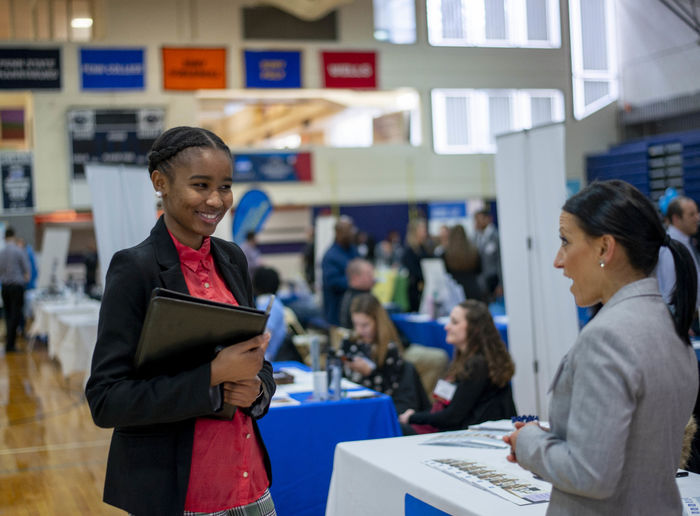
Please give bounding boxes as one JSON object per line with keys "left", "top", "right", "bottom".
{"left": 211, "top": 240, "right": 249, "bottom": 307}
{"left": 151, "top": 216, "right": 189, "bottom": 294}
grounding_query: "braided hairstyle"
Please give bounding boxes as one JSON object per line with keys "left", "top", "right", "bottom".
{"left": 563, "top": 179, "right": 697, "bottom": 344}
{"left": 147, "top": 126, "right": 231, "bottom": 178}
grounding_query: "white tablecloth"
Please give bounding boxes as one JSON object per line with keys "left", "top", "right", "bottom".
{"left": 28, "top": 298, "right": 100, "bottom": 377}
{"left": 326, "top": 431, "right": 700, "bottom": 516}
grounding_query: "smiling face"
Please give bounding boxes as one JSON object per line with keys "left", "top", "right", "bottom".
{"left": 444, "top": 305, "right": 468, "bottom": 353}
{"left": 351, "top": 312, "right": 377, "bottom": 344}
{"left": 554, "top": 211, "right": 605, "bottom": 307}
{"left": 153, "top": 147, "right": 233, "bottom": 249}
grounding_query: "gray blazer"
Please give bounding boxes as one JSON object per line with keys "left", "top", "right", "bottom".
{"left": 517, "top": 278, "right": 698, "bottom": 515}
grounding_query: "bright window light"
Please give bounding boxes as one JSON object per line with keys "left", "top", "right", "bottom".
{"left": 373, "top": 0, "right": 417, "bottom": 44}
{"left": 569, "top": 0, "right": 618, "bottom": 119}
{"left": 427, "top": 0, "right": 560, "bottom": 48}
{"left": 432, "top": 88, "right": 565, "bottom": 154}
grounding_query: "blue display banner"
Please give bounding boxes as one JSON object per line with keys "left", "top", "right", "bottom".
{"left": 233, "top": 152, "right": 312, "bottom": 183}
{"left": 244, "top": 50, "right": 301, "bottom": 88}
{"left": 232, "top": 189, "right": 273, "bottom": 244}
{"left": 80, "top": 48, "right": 145, "bottom": 90}
{"left": 428, "top": 201, "right": 467, "bottom": 220}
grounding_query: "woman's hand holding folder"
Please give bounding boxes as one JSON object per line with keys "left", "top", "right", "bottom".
{"left": 210, "top": 332, "right": 270, "bottom": 387}
{"left": 221, "top": 378, "right": 263, "bottom": 407}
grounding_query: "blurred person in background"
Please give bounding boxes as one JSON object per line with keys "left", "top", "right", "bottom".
{"left": 401, "top": 219, "right": 431, "bottom": 312}
{"left": 443, "top": 225, "right": 485, "bottom": 302}
{"left": 321, "top": 216, "right": 358, "bottom": 326}
{"left": 338, "top": 258, "right": 375, "bottom": 329}
{"left": 474, "top": 208, "right": 503, "bottom": 301}
{"left": 0, "top": 228, "right": 30, "bottom": 352}
{"left": 399, "top": 300, "right": 516, "bottom": 434}
{"left": 341, "top": 293, "right": 429, "bottom": 414}
{"left": 253, "top": 266, "right": 288, "bottom": 362}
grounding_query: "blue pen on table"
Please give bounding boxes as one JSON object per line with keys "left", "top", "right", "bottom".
{"left": 512, "top": 415, "right": 539, "bottom": 424}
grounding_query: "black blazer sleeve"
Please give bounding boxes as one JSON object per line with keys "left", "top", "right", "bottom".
{"left": 86, "top": 248, "right": 217, "bottom": 428}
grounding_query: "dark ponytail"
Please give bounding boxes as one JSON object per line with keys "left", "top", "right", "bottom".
{"left": 563, "top": 180, "right": 696, "bottom": 344}
{"left": 147, "top": 126, "right": 230, "bottom": 177}
{"left": 665, "top": 238, "right": 698, "bottom": 343}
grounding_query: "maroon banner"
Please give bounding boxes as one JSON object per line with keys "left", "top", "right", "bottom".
{"left": 321, "top": 51, "right": 377, "bottom": 89}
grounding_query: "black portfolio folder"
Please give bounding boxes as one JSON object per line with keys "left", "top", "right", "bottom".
{"left": 134, "top": 288, "right": 272, "bottom": 418}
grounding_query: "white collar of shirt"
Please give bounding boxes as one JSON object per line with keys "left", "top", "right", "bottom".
{"left": 668, "top": 225, "right": 692, "bottom": 246}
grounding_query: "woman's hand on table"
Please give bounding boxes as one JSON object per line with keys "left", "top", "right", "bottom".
{"left": 222, "top": 377, "right": 262, "bottom": 407}
{"left": 398, "top": 408, "right": 415, "bottom": 425}
{"left": 210, "top": 332, "right": 269, "bottom": 386}
{"left": 347, "top": 356, "right": 374, "bottom": 376}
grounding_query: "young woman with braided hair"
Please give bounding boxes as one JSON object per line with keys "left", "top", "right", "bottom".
{"left": 86, "top": 126, "right": 277, "bottom": 516}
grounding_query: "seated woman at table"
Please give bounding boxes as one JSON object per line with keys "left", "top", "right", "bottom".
{"left": 340, "top": 293, "right": 429, "bottom": 413}
{"left": 398, "top": 299, "right": 516, "bottom": 435}
{"left": 503, "top": 180, "right": 698, "bottom": 515}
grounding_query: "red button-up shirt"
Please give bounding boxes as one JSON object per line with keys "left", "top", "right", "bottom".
{"left": 169, "top": 232, "right": 269, "bottom": 512}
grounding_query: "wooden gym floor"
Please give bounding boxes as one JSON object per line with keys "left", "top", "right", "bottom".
{"left": 0, "top": 340, "right": 120, "bottom": 515}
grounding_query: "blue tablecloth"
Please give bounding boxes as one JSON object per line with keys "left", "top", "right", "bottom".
{"left": 391, "top": 310, "right": 509, "bottom": 359}
{"left": 259, "top": 362, "right": 401, "bottom": 516}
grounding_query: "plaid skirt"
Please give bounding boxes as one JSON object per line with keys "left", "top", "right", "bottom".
{"left": 130, "top": 489, "right": 276, "bottom": 516}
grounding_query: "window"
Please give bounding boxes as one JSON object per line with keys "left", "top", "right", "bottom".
{"left": 432, "top": 88, "right": 564, "bottom": 154}
{"left": 373, "top": 0, "right": 416, "bottom": 44}
{"left": 427, "top": 0, "right": 560, "bottom": 47}
{"left": 569, "top": 0, "right": 617, "bottom": 119}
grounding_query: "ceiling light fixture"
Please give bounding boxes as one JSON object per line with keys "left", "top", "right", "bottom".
{"left": 71, "top": 18, "right": 93, "bottom": 28}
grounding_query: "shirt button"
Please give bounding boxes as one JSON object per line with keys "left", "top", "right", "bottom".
{"left": 243, "top": 471, "right": 249, "bottom": 478}
{"left": 246, "top": 433, "right": 251, "bottom": 439}
{"left": 204, "top": 282, "right": 210, "bottom": 288}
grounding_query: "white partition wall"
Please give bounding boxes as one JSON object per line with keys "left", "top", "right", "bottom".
{"left": 495, "top": 123, "right": 579, "bottom": 418}
{"left": 36, "top": 227, "right": 71, "bottom": 289}
{"left": 86, "top": 164, "right": 157, "bottom": 288}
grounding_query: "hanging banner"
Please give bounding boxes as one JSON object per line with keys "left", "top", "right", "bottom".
{"left": 233, "top": 152, "right": 312, "bottom": 183}
{"left": 0, "top": 109, "right": 24, "bottom": 140}
{"left": 321, "top": 51, "right": 376, "bottom": 89}
{"left": 232, "top": 189, "right": 273, "bottom": 244}
{"left": 80, "top": 48, "right": 145, "bottom": 90}
{"left": 244, "top": 50, "right": 301, "bottom": 88}
{"left": 0, "top": 152, "right": 34, "bottom": 212}
{"left": 162, "top": 47, "right": 226, "bottom": 90}
{"left": 68, "top": 108, "right": 165, "bottom": 179}
{"left": 0, "top": 47, "right": 61, "bottom": 90}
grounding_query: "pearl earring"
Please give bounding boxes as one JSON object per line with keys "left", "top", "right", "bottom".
{"left": 599, "top": 260, "right": 605, "bottom": 268}
{"left": 155, "top": 191, "right": 162, "bottom": 198}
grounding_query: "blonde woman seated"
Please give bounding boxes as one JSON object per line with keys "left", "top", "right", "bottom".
{"left": 340, "top": 293, "right": 429, "bottom": 413}
{"left": 399, "top": 300, "right": 516, "bottom": 434}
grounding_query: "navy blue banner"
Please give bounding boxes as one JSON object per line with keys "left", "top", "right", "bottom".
{"left": 233, "top": 152, "right": 312, "bottom": 182}
{"left": 0, "top": 152, "right": 34, "bottom": 212}
{"left": 244, "top": 50, "right": 301, "bottom": 88}
{"left": 68, "top": 108, "right": 165, "bottom": 179}
{"left": 0, "top": 48, "right": 60, "bottom": 89}
{"left": 80, "top": 48, "right": 145, "bottom": 90}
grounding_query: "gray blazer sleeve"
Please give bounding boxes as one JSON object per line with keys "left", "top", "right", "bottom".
{"left": 516, "top": 325, "right": 641, "bottom": 499}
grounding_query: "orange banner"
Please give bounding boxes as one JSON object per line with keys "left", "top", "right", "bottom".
{"left": 162, "top": 47, "right": 226, "bottom": 90}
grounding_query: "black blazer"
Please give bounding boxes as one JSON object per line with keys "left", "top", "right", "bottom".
{"left": 85, "top": 216, "right": 275, "bottom": 516}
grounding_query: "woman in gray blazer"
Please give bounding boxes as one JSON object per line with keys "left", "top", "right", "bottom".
{"left": 505, "top": 180, "right": 698, "bottom": 515}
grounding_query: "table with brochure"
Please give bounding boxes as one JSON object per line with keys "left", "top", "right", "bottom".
{"left": 326, "top": 419, "right": 700, "bottom": 516}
